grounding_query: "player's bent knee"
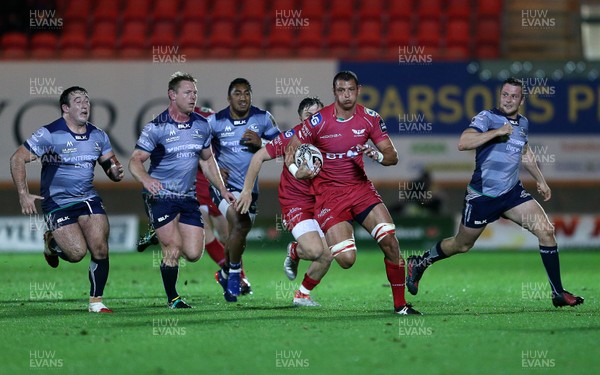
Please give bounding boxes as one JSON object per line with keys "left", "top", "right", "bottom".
{"left": 335, "top": 251, "right": 356, "bottom": 269}
{"left": 371, "top": 223, "right": 396, "bottom": 243}
{"left": 330, "top": 239, "right": 357, "bottom": 269}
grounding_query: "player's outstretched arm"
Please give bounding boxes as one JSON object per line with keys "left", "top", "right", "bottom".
{"left": 9, "top": 146, "right": 43, "bottom": 215}
{"left": 521, "top": 144, "right": 551, "bottom": 201}
{"left": 200, "top": 148, "right": 235, "bottom": 204}
{"left": 99, "top": 152, "right": 124, "bottom": 182}
{"left": 128, "top": 149, "right": 163, "bottom": 195}
{"left": 458, "top": 124, "right": 512, "bottom": 151}
{"left": 236, "top": 148, "right": 272, "bottom": 214}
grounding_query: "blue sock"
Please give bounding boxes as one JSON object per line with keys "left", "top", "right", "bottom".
{"left": 160, "top": 262, "right": 179, "bottom": 302}
{"left": 89, "top": 257, "right": 110, "bottom": 297}
{"left": 539, "top": 245, "right": 563, "bottom": 295}
{"left": 423, "top": 241, "right": 448, "bottom": 265}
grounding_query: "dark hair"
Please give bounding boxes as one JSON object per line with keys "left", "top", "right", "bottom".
{"left": 297, "top": 97, "right": 324, "bottom": 117}
{"left": 228, "top": 78, "right": 252, "bottom": 96}
{"left": 168, "top": 71, "right": 197, "bottom": 92}
{"left": 503, "top": 77, "right": 523, "bottom": 88}
{"left": 332, "top": 71, "right": 359, "bottom": 88}
{"left": 59, "top": 86, "right": 87, "bottom": 110}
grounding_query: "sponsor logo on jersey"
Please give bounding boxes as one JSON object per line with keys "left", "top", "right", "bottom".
{"left": 352, "top": 129, "right": 365, "bottom": 136}
{"left": 192, "top": 130, "right": 204, "bottom": 139}
{"left": 233, "top": 119, "right": 247, "bottom": 126}
{"left": 364, "top": 108, "right": 378, "bottom": 117}
{"left": 317, "top": 208, "right": 331, "bottom": 218}
{"left": 94, "top": 142, "right": 101, "bottom": 152}
{"left": 62, "top": 141, "right": 77, "bottom": 153}
{"left": 284, "top": 130, "right": 295, "bottom": 138}
{"left": 379, "top": 118, "right": 387, "bottom": 132}
{"left": 519, "top": 127, "right": 527, "bottom": 137}
{"left": 166, "top": 136, "right": 180, "bottom": 143}
{"left": 474, "top": 219, "right": 487, "bottom": 225}
{"left": 319, "top": 133, "right": 342, "bottom": 139}
{"left": 157, "top": 214, "right": 170, "bottom": 222}
{"left": 169, "top": 129, "right": 177, "bottom": 136}
{"left": 225, "top": 125, "right": 233, "bottom": 132}
{"left": 177, "top": 123, "right": 191, "bottom": 129}
{"left": 74, "top": 134, "right": 88, "bottom": 141}
{"left": 309, "top": 113, "right": 322, "bottom": 127}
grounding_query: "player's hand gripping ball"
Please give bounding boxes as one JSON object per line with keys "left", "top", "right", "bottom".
{"left": 294, "top": 144, "right": 323, "bottom": 175}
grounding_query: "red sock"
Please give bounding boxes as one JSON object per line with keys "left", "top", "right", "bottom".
{"left": 299, "top": 274, "right": 320, "bottom": 294}
{"left": 289, "top": 241, "right": 299, "bottom": 261}
{"left": 384, "top": 258, "right": 406, "bottom": 309}
{"left": 205, "top": 238, "right": 226, "bottom": 267}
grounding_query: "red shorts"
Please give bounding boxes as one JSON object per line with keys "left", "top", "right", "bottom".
{"left": 315, "top": 180, "right": 383, "bottom": 233}
{"left": 281, "top": 203, "right": 316, "bottom": 232}
{"left": 196, "top": 172, "right": 222, "bottom": 217}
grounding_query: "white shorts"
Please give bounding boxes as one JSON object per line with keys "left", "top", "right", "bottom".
{"left": 291, "top": 219, "right": 324, "bottom": 240}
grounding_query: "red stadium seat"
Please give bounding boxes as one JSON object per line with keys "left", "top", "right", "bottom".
{"left": 296, "top": 0, "right": 324, "bottom": 20}
{"left": 417, "top": 0, "right": 442, "bottom": 21}
{"left": 326, "top": 20, "right": 353, "bottom": 57}
{"left": 238, "top": 21, "right": 264, "bottom": 58}
{"left": 386, "top": 19, "right": 412, "bottom": 48}
{"left": 211, "top": 0, "right": 236, "bottom": 22}
{"left": 241, "top": 0, "right": 267, "bottom": 22}
{"left": 207, "top": 20, "right": 236, "bottom": 57}
{"left": 388, "top": 0, "right": 414, "bottom": 21}
{"left": 1, "top": 32, "right": 28, "bottom": 59}
{"left": 297, "top": 20, "right": 323, "bottom": 57}
{"left": 94, "top": 0, "right": 121, "bottom": 23}
{"left": 122, "top": 0, "right": 152, "bottom": 22}
{"left": 61, "top": 20, "right": 87, "bottom": 36}
{"left": 179, "top": 22, "right": 206, "bottom": 58}
{"left": 328, "top": 0, "right": 354, "bottom": 21}
{"left": 477, "top": 0, "right": 503, "bottom": 18}
{"left": 446, "top": 19, "right": 471, "bottom": 48}
{"left": 153, "top": 0, "right": 179, "bottom": 22}
{"left": 476, "top": 19, "right": 500, "bottom": 46}
{"left": 181, "top": 0, "right": 209, "bottom": 23}
{"left": 149, "top": 22, "right": 177, "bottom": 47}
{"left": 416, "top": 19, "right": 441, "bottom": 47}
{"left": 119, "top": 21, "right": 147, "bottom": 55}
{"left": 447, "top": 0, "right": 472, "bottom": 21}
{"left": 60, "top": 26, "right": 88, "bottom": 59}
{"left": 444, "top": 45, "right": 470, "bottom": 60}
{"left": 475, "top": 44, "right": 500, "bottom": 59}
{"left": 30, "top": 32, "right": 59, "bottom": 59}
{"left": 63, "top": 0, "right": 93, "bottom": 24}
{"left": 357, "top": 19, "right": 382, "bottom": 48}
{"left": 265, "top": 25, "right": 295, "bottom": 57}
{"left": 358, "top": 0, "right": 385, "bottom": 21}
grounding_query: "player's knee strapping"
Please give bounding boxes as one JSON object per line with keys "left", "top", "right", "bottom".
{"left": 329, "top": 239, "right": 356, "bottom": 257}
{"left": 371, "top": 223, "right": 396, "bottom": 243}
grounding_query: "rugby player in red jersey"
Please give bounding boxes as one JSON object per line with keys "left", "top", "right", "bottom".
{"left": 237, "top": 97, "right": 330, "bottom": 306}
{"left": 284, "top": 71, "right": 421, "bottom": 315}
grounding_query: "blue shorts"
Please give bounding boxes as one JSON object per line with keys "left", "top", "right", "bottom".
{"left": 461, "top": 181, "right": 533, "bottom": 228}
{"left": 44, "top": 196, "right": 106, "bottom": 231}
{"left": 143, "top": 195, "right": 203, "bottom": 229}
{"left": 210, "top": 185, "right": 258, "bottom": 222}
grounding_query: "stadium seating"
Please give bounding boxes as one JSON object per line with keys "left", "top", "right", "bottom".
{"left": 0, "top": 0, "right": 506, "bottom": 61}
{"left": 30, "top": 32, "right": 59, "bottom": 59}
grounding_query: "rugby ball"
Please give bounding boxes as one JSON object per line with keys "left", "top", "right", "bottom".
{"left": 294, "top": 144, "right": 323, "bottom": 174}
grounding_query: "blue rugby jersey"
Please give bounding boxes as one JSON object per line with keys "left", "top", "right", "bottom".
{"left": 24, "top": 117, "right": 113, "bottom": 212}
{"left": 135, "top": 109, "right": 212, "bottom": 199}
{"left": 208, "top": 106, "right": 280, "bottom": 193}
{"left": 467, "top": 108, "right": 529, "bottom": 198}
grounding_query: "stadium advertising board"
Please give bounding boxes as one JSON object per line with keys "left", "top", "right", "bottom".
{"left": 458, "top": 214, "right": 600, "bottom": 250}
{"left": 0, "top": 215, "right": 139, "bottom": 252}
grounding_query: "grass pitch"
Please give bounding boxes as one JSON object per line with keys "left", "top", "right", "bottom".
{"left": 0, "top": 247, "right": 597, "bottom": 375}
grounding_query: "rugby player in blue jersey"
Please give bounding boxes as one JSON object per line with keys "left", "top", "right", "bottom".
{"left": 209, "top": 78, "right": 281, "bottom": 302}
{"left": 406, "top": 78, "right": 584, "bottom": 308}
{"left": 10, "top": 86, "right": 124, "bottom": 313}
{"left": 129, "top": 72, "right": 234, "bottom": 309}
